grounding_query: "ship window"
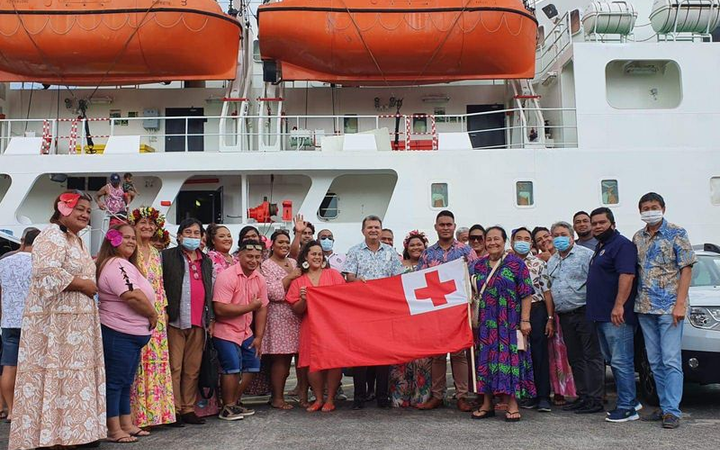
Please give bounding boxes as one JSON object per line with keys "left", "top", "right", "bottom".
{"left": 431, "top": 183, "right": 448, "bottom": 208}
{"left": 253, "top": 40, "right": 261, "bottom": 62}
{"left": 606, "top": 60, "right": 682, "bottom": 109}
{"left": 537, "top": 26, "right": 545, "bottom": 48}
{"left": 318, "top": 192, "right": 339, "bottom": 220}
{"left": 601, "top": 179, "right": 620, "bottom": 205}
{"left": 343, "top": 116, "right": 358, "bottom": 134}
{"left": 413, "top": 115, "right": 427, "bottom": 134}
{"left": 711, "top": 177, "right": 720, "bottom": 205}
{"left": 570, "top": 10, "right": 581, "bottom": 34}
{"left": 516, "top": 181, "right": 534, "bottom": 206}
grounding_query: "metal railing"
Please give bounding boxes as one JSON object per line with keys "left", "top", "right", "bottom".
{"left": 0, "top": 107, "right": 578, "bottom": 155}
{"left": 535, "top": 12, "right": 575, "bottom": 79}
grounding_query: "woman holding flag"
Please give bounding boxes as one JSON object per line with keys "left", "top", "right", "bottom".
{"left": 469, "top": 226, "right": 536, "bottom": 422}
{"left": 286, "top": 240, "right": 345, "bottom": 412}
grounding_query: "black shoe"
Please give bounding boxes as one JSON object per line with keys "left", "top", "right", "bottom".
{"left": 537, "top": 399, "right": 552, "bottom": 413}
{"left": 181, "top": 412, "right": 206, "bottom": 425}
{"left": 520, "top": 398, "right": 539, "bottom": 409}
{"left": 575, "top": 401, "right": 604, "bottom": 414}
{"left": 562, "top": 398, "right": 586, "bottom": 411}
{"left": 352, "top": 399, "right": 365, "bottom": 410}
{"left": 168, "top": 415, "right": 185, "bottom": 428}
{"left": 377, "top": 398, "right": 391, "bottom": 409}
{"left": 662, "top": 413, "right": 680, "bottom": 429}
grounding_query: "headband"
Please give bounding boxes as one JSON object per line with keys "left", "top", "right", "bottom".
{"left": 57, "top": 192, "right": 81, "bottom": 217}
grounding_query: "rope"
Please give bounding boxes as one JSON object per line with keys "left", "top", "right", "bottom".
{"left": 339, "top": 0, "right": 390, "bottom": 87}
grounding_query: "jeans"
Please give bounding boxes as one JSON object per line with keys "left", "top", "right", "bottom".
{"left": 638, "top": 314, "right": 684, "bottom": 417}
{"left": 529, "top": 304, "right": 550, "bottom": 400}
{"left": 597, "top": 322, "right": 637, "bottom": 410}
{"left": 558, "top": 307, "right": 604, "bottom": 402}
{"left": 102, "top": 325, "right": 150, "bottom": 418}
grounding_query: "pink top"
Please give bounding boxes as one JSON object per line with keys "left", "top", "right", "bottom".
{"left": 98, "top": 257, "right": 154, "bottom": 336}
{"left": 261, "top": 257, "right": 296, "bottom": 302}
{"left": 105, "top": 183, "right": 126, "bottom": 215}
{"left": 207, "top": 250, "right": 238, "bottom": 280}
{"left": 213, "top": 264, "right": 269, "bottom": 345}
{"left": 187, "top": 254, "right": 205, "bottom": 328}
{"left": 286, "top": 268, "right": 345, "bottom": 367}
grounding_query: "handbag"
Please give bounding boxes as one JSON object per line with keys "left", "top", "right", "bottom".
{"left": 470, "top": 253, "right": 505, "bottom": 329}
{"left": 198, "top": 332, "right": 219, "bottom": 400}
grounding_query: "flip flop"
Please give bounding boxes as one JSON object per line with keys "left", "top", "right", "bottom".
{"left": 270, "top": 401, "right": 294, "bottom": 410}
{"left": 321, "top": 403, "right": 336, "bottom": 412}
{"left": 505, "top": 410, "right": 522, "bottom": 422}
{"left": 106, "top": 435, "right": 138, "bottom": 444}
{"left": 129, "top": 429, "right": 150, "bottom": 437}
{"left": 306, "top": 401, "right": 323, "bottom": 412}
{"left": 471, "top": 409, "right": 496, "bottom": 420}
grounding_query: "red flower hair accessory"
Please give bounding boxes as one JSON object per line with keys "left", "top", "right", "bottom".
{"left": 403, "top": 230, "right": 428, "bottom": 249}
{"left": 128, "top": 206, "right": 166, "bottom": 238}
{"left": 106, "top": 229, "right": 124, "bottom": 248}
{"left": 57, "top": 193, "right": 81, "bottom": 217}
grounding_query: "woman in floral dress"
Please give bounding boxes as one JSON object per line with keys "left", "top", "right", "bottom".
{"left": 261, "top": 230, "right": 301, "bottom": 409}
{"left": 206, "top": 223, "right": 238, "bottom": 282}
{"left": 10, "top": 191, "right": 106, "bottom": 450}
{"left": 128, "top": 207, "right": 176, "bottom": 429}
{"left": 469, "top": 226, "right": 536, "bottom": 422}
{"left": 389, "top": 231, "right": 432, "bottom": 407}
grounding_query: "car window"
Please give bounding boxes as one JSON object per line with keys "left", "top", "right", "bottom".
{"left": 691, "top": 255, "right": 720, "bottom": 287}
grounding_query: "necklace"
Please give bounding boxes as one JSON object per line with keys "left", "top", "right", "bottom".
{"left": 184, "top": 252, "right": 201, "bottom": 280}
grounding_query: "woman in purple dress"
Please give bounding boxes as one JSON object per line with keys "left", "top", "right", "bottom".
{"left": 469, "top": 226, "right": 535, "bottom": 422}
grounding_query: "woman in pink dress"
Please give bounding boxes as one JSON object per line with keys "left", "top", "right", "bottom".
{"left": 206, "top": 224, "right": 238, "bottom": 281}
{"left": 260, "top": 230, "right": 301, "bottom": 409}
{"left": 286, "top": 240, "right": 345, "bottom": 412}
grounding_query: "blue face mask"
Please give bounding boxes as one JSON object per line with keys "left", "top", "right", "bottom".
{"left": 553, "top": 236, "right": 571, "bottom": 252}
{"left": 181, "top": 237, "right": 201, "bottom": 251}
{"left": 513, "top": 240, "right": 531, "bottom": 255}
{"left": 320, "top": 237, "right": 334, "bottom": 252}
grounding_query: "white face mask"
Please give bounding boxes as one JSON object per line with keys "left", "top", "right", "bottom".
{"left": 640, "top": 210, "right": 664, "bottom": 225}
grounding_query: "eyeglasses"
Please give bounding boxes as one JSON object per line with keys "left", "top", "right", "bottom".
{"left": 240, "top": 244, "right": 264, "bottom": 252}
{"left": 469, "top": 235, "right": 484, "bottom": 242}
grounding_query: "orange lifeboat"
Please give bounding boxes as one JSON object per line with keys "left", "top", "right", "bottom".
{"left": 0, "top": 0, "right": 242, "bottom": 85}
{"left": 257, "top": 0, "right": 538, "bottom": 85}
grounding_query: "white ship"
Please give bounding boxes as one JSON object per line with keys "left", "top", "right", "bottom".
{"left": 1, "top": 0, "right": 719, "bottom": 255}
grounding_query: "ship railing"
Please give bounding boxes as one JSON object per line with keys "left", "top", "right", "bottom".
{"left": 0, "top": 108, "right": 578, "bottom": 154}
{"left": 535, "top": 11, "right": 574, "bottom": 79}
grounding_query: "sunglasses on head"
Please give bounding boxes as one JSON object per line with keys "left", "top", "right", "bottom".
{"left": 469, "top": 235, "right": 484, "bottom": 241}
{"left": 240, "top": 244, "right": 264, "bottom": 252}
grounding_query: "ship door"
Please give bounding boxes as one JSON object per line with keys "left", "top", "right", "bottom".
{"left": 175, "top": 187, "right": 223, "bottom": 224}
{"left": 466, "top": 104, "right": 506, "bottom": 149}
{"left": 165, "top": 107, "right": 207, "bottom": 152}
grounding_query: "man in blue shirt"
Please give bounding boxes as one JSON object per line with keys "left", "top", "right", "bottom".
{"left": 587, "top": 207, "right": 639, "bottom": 423}
{"left": 343, "top": 215, "right": 404, "bottom": 409}
{"left": 633, "top": 192, "right": 696, "bottom": 429}
{"left": 544, "top": 221, "right": 604, "bottom": 414}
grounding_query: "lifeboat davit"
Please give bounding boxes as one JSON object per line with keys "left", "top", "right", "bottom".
{"left": 0, "top": 0, "right": 242, "bottom": 86}
{"left": 257, "top": 0, "right": 538, "bottom": 85}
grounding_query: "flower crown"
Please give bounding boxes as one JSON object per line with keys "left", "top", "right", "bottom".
{"left": 403, "top": 230, "right": 428, "bottom": 249}
{"left": 128, "top": 207, "right": 166, "bottom": 239}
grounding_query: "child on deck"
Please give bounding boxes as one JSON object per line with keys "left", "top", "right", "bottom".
{"left": 122, "top": 173, "right": 138, "bottom": 207}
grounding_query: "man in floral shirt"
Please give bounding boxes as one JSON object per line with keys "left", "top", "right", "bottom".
{"left": 416, "top": 210, "right": 477, "bottom": 412}
{"left": 633, "top": 192, "right": 696, "bottom": 429}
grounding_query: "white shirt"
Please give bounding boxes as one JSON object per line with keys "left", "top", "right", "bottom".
{"left": 0, "top": 252, "right": 33, "bottom": 328}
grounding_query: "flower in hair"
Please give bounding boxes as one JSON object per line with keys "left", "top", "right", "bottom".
{"left": 57, "top": 193, "right": 81, "bottom": 217}
{"left": 106, "top": 229, "right": 124, "bottom": 248}
{"left": 403, "top": 230, "right": 428, "bottom": 249}
{"left": 128, "top": 206, "right": 166, "bottom": 235}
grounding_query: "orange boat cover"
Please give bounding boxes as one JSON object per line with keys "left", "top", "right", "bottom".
{"left": 258, "top": 0, "right": 538, "bottom": 85}
{"left": 0, "top": 0, "right": 242, "bottom": 85}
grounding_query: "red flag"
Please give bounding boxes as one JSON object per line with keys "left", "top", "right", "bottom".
{"left": 305, "top": 258, "right": 474, "bottom": 372}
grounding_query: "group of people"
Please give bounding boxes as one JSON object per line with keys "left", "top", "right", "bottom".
{"left": 0, "top": 189, "right": 695, "bottom": 449}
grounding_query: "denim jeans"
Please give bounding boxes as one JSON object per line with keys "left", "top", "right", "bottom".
{"left": 102, "top": 325, "right": 150, "bottom": 418}
{"left": 638, "top": 314, "right": 684, "bottom": 417}
{"left": 597, "top": 322, "right": 637, "bottom": 410}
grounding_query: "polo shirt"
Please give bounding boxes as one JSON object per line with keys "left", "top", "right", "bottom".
{"left": 213, "top": 264, "right": 269, "bottom": 345}
{"left": 586, "top": 231, "right": 638, "bottom": 324}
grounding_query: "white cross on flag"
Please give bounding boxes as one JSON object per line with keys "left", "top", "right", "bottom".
{"left": 401, "top": 258, "right": 471, "bottom": 315}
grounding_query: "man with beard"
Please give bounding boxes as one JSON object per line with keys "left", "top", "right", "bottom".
{"left": 573, "top": 211, "right": 598, "bottom": 251}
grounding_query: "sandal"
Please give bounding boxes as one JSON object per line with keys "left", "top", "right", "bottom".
{"left": 129, "top": 429, "right": 150, "bottom": 437}
{"left": 471, "top": 409, "right": 496, "bottom": 420}
{"left": 321, "top": 403, "right": 336, "bottom": 412}
{"left": 505, "top": 410, "right": 522, "bottom": 422}
{"left": 106, "top": 435, "right": 138, "bottom": 444}
{"left": 494, "top": 402, "right": 508, "bottom": 411}
{"left": 306, "top": 401, "right": 323, "bottom": 412}
{"left": 553, "top": 395, "right": 567, "bottom": 406}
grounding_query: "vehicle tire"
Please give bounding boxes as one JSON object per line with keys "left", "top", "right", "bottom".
{"left": 637, "top": 345, "right": 660, "bottom": 407}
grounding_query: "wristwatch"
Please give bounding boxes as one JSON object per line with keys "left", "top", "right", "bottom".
{"left": 547, "top": 315, "right": 554, "bottom": 320}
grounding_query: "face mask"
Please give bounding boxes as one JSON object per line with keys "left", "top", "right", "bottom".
{"left": 320, "top": 238, "right": 334, "bottom": 252}
{"left": 640, "top": 210, "right": 663, "bottom": 225}
{"left": 553, "top": 236, "right": 571, "bottom": 252}
{"left": 181, "top": 237, "right": 201, "bottom": 251}
{"left": 596, "top": 227, "right": 615, "bottom": 243}
{"left": 513, "top": 241, "right": 531, "bottom": 255}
